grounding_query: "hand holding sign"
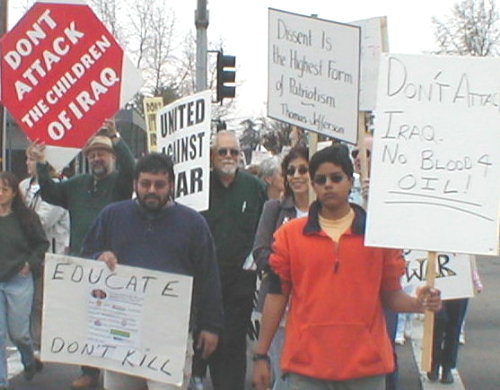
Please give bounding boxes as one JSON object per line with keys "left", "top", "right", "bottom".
{"left": 415, "top": 286, "right": 442, "bottom": 312}
{"left": 29, "top": 139, "right": 47, "bottom": 164}
{"left": 96, "top": 118, "right": 118, "bottom": 139}
{"left": 97, "top": 251, "right": 118, "bottom": 271}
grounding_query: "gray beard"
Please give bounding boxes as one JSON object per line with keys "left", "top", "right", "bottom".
{"left": 215, "top": 164, "right": 237, "bottom": 177}
{"left": 91, "top": 165, "right": 109, "bottom": 178}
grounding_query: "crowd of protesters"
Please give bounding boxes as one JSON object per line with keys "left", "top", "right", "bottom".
{"left": 6, "top": 121, "right": 481, "bottom": 390}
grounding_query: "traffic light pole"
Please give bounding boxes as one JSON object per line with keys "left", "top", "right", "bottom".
{"left": 0, "top": 0, "right": 8, "bottom": 170}
{"left": 195, "top": 0, "right": 208, "bottom": 92}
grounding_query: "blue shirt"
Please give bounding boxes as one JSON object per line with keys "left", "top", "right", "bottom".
{"left": 82, "top": 199, "right": 223, "bottom": 334}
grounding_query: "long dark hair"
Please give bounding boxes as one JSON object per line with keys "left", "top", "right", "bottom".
{"left": 0, "top": 171, "right": 40, "bottom": 240}
{"left": 281, "top": 146, "right": 309, "bottom": 198}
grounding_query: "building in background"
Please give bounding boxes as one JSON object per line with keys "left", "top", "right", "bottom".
{"left": 3, "top": 109, "right": 147, "bottom": 178}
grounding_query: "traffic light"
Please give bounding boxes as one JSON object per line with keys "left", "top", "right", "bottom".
{"left": 216, "top": 51, "right": 236, "bottom": 102}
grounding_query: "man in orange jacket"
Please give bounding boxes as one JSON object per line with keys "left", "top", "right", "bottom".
{"left": 252, "top": 144, "right": 441, "bottom": 390}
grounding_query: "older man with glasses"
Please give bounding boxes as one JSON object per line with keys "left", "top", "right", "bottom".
{"left": 192, "top": 131, "right": 266, "bottom": 390}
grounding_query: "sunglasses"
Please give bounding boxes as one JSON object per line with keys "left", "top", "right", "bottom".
{"left": 217, "top": 148, "right": 240, "bottom": 157}
{"left": 286, "top": 165, "right": 308, "bottom": 176}
{"left": 313, "top": 173, "right": 346, "bottom": 185}
{"left": 351, "top": 149, "right": 371, "bottom": 159}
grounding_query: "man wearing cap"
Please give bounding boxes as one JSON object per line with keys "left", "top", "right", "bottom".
{"left": 30, "top": 119, "right": 135, "bottom": 389}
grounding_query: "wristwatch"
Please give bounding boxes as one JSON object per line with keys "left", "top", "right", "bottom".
{"left": 252, "top": 353, "right": 270, "bottom": 363}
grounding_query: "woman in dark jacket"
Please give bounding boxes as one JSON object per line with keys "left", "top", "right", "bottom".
{"left": 0, "top": 172, "right": 48, "bottom": 389}
{"left": 253, "top": 147, "right": 310, "bottom": 271}
{"left": 252, "top": 146, "right": 310, "bottom": 390}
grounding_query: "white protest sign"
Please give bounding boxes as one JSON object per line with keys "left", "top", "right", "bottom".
{"left": 403, "top": 251, "right": 474, "bottom": 300}
{"left": 156, "top": 90, "right": 211, "bottom": 212}
{"left": 267, "top": 8, "right": 360, "bottom": 144}
{"left": 42, "top": 254, "right": 193, "bottom": 386}
{"left": 351, "top": 16, "right": 388, "bottom": 112}
{"left": 366, "top": 54, "right": 500, "bottom": 255}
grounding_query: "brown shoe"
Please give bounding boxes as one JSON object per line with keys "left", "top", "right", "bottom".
{"left": 427, "top": 366, "right": 439, "bottom": 382}
{"left": 71, "top": 374, "right": 99, "bottom": 389}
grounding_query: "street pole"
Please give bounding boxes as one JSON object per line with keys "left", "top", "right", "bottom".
{"left": 0, "top": 0, "right": 8, "bottom": 170}
{"left": 195, "top": 0, "right": 208, "bottom": 92}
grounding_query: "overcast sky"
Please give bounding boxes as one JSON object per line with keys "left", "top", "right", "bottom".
{"left": 193, "top": 0, "right": 458, "bottom": 119}
{"left": 9, "top": 0, "right": 459, "bottom": 119}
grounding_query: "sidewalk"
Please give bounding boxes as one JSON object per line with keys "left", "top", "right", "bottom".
{"left": 7, "top": 346, "right": 23, "bottom": 382}
{"left": 410, "top": 315, "right": 466, "bottom": 390}
{"left": 7, "top": 316, "right": 465, "bottom": 390}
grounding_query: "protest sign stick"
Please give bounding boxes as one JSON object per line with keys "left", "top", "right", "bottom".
{"left": 308, "top": 131, "right": 318, "bottom": 206}
{"left": 357, "top": 112, "right": 369, "bottom": 209}
{"left": 421, "top": 251, "right": 437, "bottom": 372}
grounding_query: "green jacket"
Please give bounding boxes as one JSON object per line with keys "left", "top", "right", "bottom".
{"left": 37, "top": 139, "right": 135, "bottom": 255}
{"left": 202, "top": 169, "right": 266, "bottom": 270}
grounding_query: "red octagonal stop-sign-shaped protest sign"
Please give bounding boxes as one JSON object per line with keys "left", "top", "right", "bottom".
{"left": 0, "top": 0, "right": 142, "bottom": 170}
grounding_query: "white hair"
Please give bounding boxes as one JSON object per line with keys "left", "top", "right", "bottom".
{"left": 212, "top": 130, "right": 240, "bottom": 149}
{"left": 259, "top": 156, "right": 281, "bottom": 179}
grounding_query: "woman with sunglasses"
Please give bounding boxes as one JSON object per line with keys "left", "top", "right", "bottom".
{"left": 0, "top": 172, "right": 49, "bottom": 389}
{"left": 252, "top": 146, "right": 309, "bottom": 390}
{"left": 252, "top": 145, "right": 441, "bottom": 390}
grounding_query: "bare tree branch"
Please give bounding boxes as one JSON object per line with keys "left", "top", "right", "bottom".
{"left": 126, "top": 0, "right": 155, "bottom": 69}
{"left": 88, "top": 0, "right": 125, "bottom": 45}
{"left": 432, "top": 0, "right": 500, "bottom": 56}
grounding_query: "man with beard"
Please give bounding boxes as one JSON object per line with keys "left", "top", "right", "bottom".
{"left": 193, "top": 131, "right": 266, "bottom": 390}
{"left": 81, "top": 153, "right": 223, "bottom": 390}
{"left": 31, "top": 119, "right": 134, "bottom": 389}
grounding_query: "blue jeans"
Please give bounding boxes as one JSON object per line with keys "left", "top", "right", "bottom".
{"left": 269, "top": 326, "right": 286, "bottom": 390}
{"left": 0, "top": 273, "right": 35, "bottom": 386}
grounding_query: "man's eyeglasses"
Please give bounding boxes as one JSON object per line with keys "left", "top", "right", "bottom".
{"left": 286, "top": 165, "right": 308, "bottom": 176}
{"left": 313, "top": 173, "right": 346, "bottom": 185}
{"left": 217, "top": 148, "right": 240, "bottom": 157}
{"left": 351, "top": 149, "right": 371, "bottom": 159}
